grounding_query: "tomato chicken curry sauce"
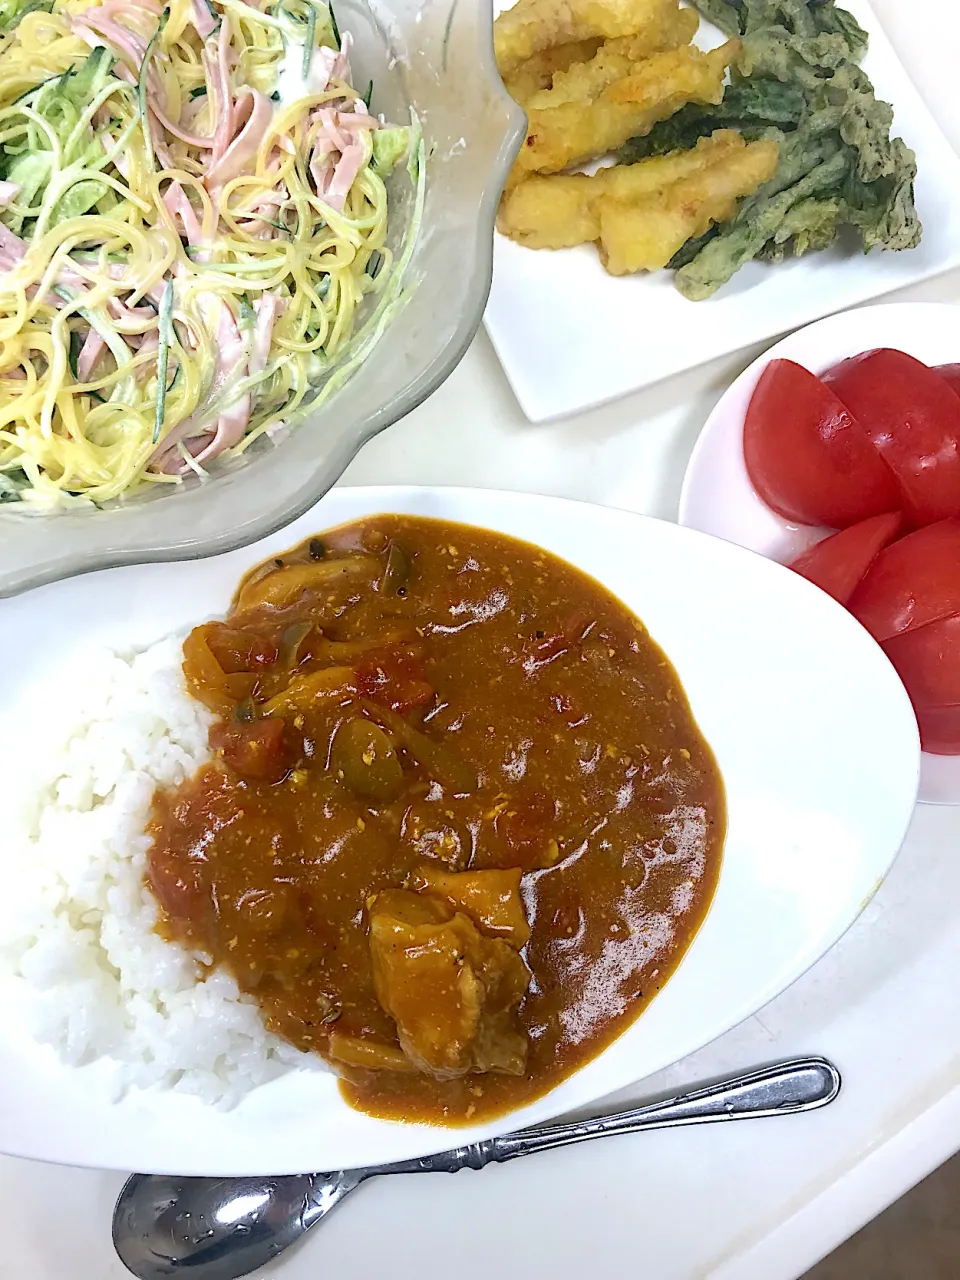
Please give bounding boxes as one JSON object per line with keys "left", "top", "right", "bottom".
{"left": 147, "top": 515, "right": 725, "bottom": 1124}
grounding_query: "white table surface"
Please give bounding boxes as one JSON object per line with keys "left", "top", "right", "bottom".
{"left": 6, "top": 3, "right": 960, "bottom": 1276}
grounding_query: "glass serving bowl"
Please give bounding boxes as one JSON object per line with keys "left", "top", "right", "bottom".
{"left": 0, "top": 0, "right": 525, "bottom": 598}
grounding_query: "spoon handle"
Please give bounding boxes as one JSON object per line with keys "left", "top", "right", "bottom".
{"left": 488, "top": 1056, "right": 840, "bottom": 1163}
{"left": 401, "top": 1056, "right": 840, "bottom": 1175}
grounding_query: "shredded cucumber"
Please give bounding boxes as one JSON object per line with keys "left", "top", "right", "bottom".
{"left": 154, "top": 278, "right": 174, "bottom": 443}
{"left": 139, "top": 11, "right": 169, "bottom": 173}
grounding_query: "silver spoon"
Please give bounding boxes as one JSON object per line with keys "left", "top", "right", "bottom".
{"left": 113, "top": 1055, "right": 840, "bottom": 1280}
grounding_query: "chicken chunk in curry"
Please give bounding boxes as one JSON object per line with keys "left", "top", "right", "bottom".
{"left": 369, "top": 889, "right": 531, "bottom": 1079}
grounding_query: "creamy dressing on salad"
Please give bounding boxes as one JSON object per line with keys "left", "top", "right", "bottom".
{"left": 274, "top": 36, "right": 327, "bottom": 108}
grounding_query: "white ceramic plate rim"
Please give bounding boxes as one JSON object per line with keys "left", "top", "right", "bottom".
{"left": 483, "top": 0, "right": 960, "bottom": 422}
{"left": 677, "top": 300, "right": 960, "bottom": 805}
{"left": 0, "top": 486, "right": 920, "bottom": 1174}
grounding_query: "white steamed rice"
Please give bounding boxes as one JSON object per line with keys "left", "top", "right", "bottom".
{"left": 0, "top": 637, "right": 316, "bottom": 1106}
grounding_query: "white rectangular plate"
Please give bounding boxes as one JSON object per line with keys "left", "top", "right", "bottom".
{"left": 483, "top": 0, "right": 960, "bottom": 422}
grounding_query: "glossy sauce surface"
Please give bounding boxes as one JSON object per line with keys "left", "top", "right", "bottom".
{"left": 147, "top": 515, "right": 724, "bottom": 1124}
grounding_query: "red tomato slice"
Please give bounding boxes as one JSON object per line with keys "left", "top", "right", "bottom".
{"left": 883, "top": 612, "right": 960, "bottom": 705}
{"left": 788, "top": 512, "right": 901, "bottom": 605}
{"left": 907, "top": 703, "right": 960, "bottom": 755}
{"left": 743, "top": 358, "right": 900, "bottom": 527}
{"left": 847, "top": 519, "right": 960, "bottom": 642}
{"left": 882, "top": 614, "right": 960, "bottom": 754}
{"left": 823, "top": 349, "right": 960, "bottom": 527}
{"left": 937, "top": 363, "right": 960, "bottom": 398}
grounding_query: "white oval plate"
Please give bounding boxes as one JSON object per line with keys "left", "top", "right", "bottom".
{"left": 0, "top": 486, "right": 919, "bottom": 1175}
{"left": 678, "top": 302, "right": 960, "bottom": 806}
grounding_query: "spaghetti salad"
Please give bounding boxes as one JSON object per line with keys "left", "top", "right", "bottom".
{"left": 0, "top": 0, "right": 420, "bottom": 506}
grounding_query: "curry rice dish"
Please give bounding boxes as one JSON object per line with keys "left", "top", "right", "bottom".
{"left": 2, "top": 514, "right": 724, "bottom": 1121}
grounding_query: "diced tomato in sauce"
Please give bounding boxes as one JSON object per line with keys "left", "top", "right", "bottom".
{"left": 206, "top": 626, "right": 279, "bottom": 674}
{"left": 210, "top": 717, "right": 292, "bottom": 782}
{"left": 148, "top": 853, "right": 204, "bottom": 919}
{"left": 355, "top": 647, "right": 434, "bottom": 714}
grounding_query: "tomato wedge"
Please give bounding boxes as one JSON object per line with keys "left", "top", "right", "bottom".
{"left": 905, "top": 703, "right": 960, "bottom": 755}
{"left": 883, "top": 614, "right": 960, "bottom": 754}
{"left": 883, "top": 613, "right": 960, "bottom": 707}
{"left": 937, "top": 363, "right": 960, "bottom": 398}
{"left": 847, "top": 519, "right": 960, "bottom": 642}
{"left": 788, "top": 512, "right": 901, "bottom": 605}
{"left": 743, "top": 358, "right": 900, "bottom": 527}
{"left": 823, "top": 349, "right": 960, "bottom": 527}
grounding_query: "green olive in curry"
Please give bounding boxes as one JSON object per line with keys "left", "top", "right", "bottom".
{"left": 147, "top": 514, "right": 725, "bottom": 1125}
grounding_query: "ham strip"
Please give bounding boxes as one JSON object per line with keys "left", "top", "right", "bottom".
{"left": 191, "top": 0, "right": 217, "bottom": 38}
{"left": 250, "top": 292, "right": 280, "bottom": 374}
{"left": 206, "top": 19, "right": 235, "bottom": 174}
{"left": 150, "top": 298, "right": 251, "bottom": 473}
{"left": 309, "top": 108, "right": 373, "bottom": 212}
{"left": 0, "top": 221, "right": 26, "bottom": 265}
{"left": 163, "top": 182, "right": 206, "bottom": 246}
{"left": 76, "top": 330, "right": 106, "bottom": 381}
{"left": 205, "top": 90, "right": 274, "bottom": 190}
{"left": 72, "top": 18, "right": 177, "bottom": 170}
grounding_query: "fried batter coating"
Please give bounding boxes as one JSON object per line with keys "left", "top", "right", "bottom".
{"left": 494, "top": 0, "right": 678, "bottom": 76}
{"left": 497, "top": 130, "right": 780, "bottom": 275}
{"left": 530, "top": 9, "right": 699, "bottom": 108}
{"left": 500, "top": 173, "right": 604, "bottom": 248}
{"left": 600, "top": 37, "right": 740, "bottom": 105}
{"left": 501, "top": 39, "right": 602, "bottom": 105}
{"left": 518, "top": 40, "right": 739, "bottom": 175}
{"left": 599, "top": 137, "right": 780, "bottom": 272}
{"left": 499, "top": 131, "right": 746, "bottom": 245}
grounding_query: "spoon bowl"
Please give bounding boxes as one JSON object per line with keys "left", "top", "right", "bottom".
{"left": 113, "top": 1172, "right": 361, "bottom": 1280}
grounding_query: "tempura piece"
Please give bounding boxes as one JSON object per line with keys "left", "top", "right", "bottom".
{"left": 497, "top": 130, "right": 779, "bottom": 275}
{"left": 693, "top": 0, "right": 868, "bottom": 56}
{"left": 500, "top": 174, "right": 606, "bottom": 247}
{"left": 528, "top": 6, "right": 699, "bottom": 106}
{"left": 499, "top": 130, "right": 749, "bottom": 247}
{"left": 674, "top": 147, "right": 850, "bottom": 299}
{"left": 519, "top": 41, "right": 738, "bottom": 175}
{"left": 502, "top": 38, "right": 602, "bottom": 105}
{"left": 494, "top": 0, "right": 677, "bottom": 74}
{"left": 601, "top": 37, "right": 740, "bottom": 104}
{"left": 598, "top": 136, "right": 780, "bottom": 272}
{"left": 756, "top": 195, "right": 843, "bottom": 264}
{"left": 618, "top": 77, "right": 806, "bottom": 163}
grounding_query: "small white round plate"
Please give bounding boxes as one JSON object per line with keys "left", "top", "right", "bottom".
{"left": 0, "top": 486, "right": 920, "bottom": 1174}
{"left": 679, "top": 302, "right": 960, "bottom": 807}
